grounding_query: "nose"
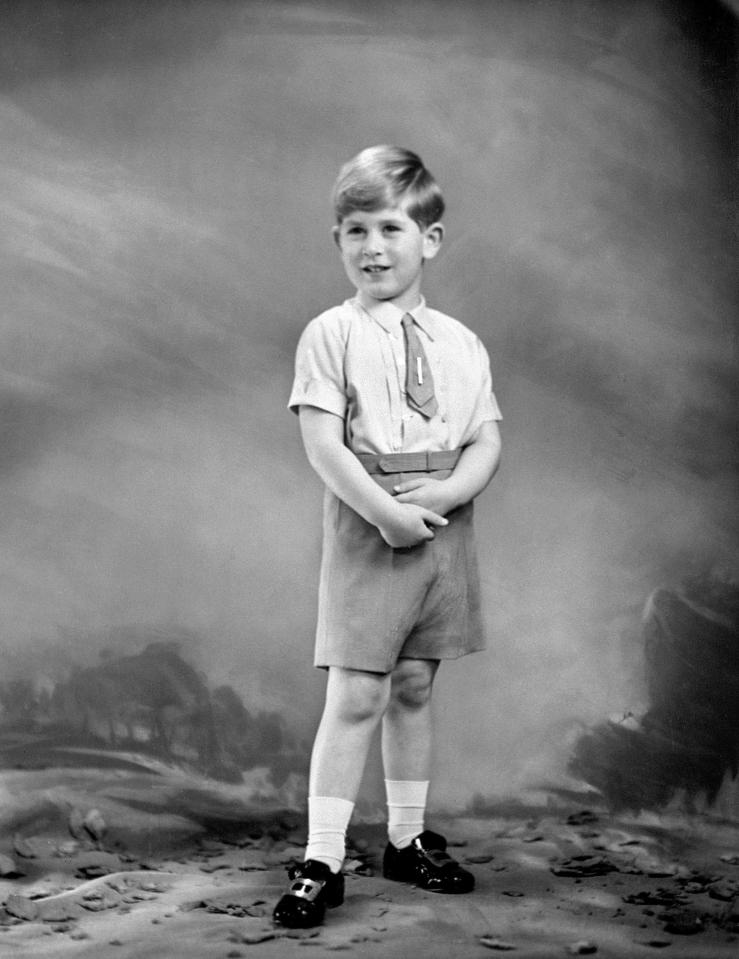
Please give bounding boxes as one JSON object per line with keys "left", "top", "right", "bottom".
{"left": 362, "top": 229, "right": 383, "bottom": 257}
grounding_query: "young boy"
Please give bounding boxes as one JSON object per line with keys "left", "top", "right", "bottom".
{"left": 274, "top": 145, "right": 502, "bottom": 928}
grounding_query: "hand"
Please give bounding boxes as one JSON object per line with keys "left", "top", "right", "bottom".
{"left": 378, "top": 501, "right": 448, "bottom": 549}
{"left": 392, "top": 477, "right": 454, "bottom": 516}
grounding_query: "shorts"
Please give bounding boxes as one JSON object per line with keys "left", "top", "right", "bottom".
{"left": 314, "top": 470, "right": 486, "bottom": 673}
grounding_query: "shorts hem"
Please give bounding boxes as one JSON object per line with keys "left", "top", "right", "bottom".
{"left": 314, "top": 642, "right": 486, "bottom": 673}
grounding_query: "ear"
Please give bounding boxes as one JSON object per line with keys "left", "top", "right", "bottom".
{"left": 331, "top": 225, "right": 342, "bottom": 249}
{"left": 422, "top": 222, "right": 444, "bottom": 261}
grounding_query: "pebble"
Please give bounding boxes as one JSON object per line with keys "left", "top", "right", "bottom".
{"left": 239, "top": 930, "right": 276, "bottom": 944}
{"left": 661, "top": 912, "right": 704, "bottom": 936}
{"left": 551, "top": 856, "right": 618, "bottom": 878}
{"left": 13, "top": 835, "right": 55, "bottom": 859}
{"left": 83, "top": 809, "right": 107, "bottom": 841}
{"left": 68, "top": 809, "right": 88, "bottom": 841}
{"left": 75, "top": 850, "right": 121, "bottom": 877}
{"left": 4, "top": 895, "right": 40, "bottom": 921}
{"left": 708, "top": 880, "right": 738, "bottom": 901}
{"left": 567, "top": 941, "right": 597, "bottom": 955}
{"left": 479, "top": 936, "right": 517, "bottom": 950}
{"left": 0, "top": 853, "right": 20, "bottom": 877}
{"left": 566, "top": 810, "right": 599, "bottom": 825}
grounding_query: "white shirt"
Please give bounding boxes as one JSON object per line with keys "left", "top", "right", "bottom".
{"left": 288, "top": 294, "right": 502, "bottom": 455}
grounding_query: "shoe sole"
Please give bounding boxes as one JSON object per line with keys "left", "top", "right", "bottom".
{"left": 272, "top": 895, "right": 343, "bottom": 929}
{"left": 383, "top": 870, "right": 474, "bottom": 893}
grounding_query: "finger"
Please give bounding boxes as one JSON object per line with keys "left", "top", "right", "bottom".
{"left": 422, "top": 510, "right": 448, "bottom": 528}
{"left": 393, "top": 479, "right": 426, "bottom": 493}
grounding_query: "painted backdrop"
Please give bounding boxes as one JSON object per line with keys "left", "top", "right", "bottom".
{"left": 1, "top": 0, "right": 736, "bottom": 810}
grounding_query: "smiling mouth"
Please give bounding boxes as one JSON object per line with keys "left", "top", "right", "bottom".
{"left": 362, "top": 265, "right": 389, "bottom": 274}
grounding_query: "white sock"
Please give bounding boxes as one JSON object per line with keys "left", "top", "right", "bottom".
{"left": 385, "top": 779, "right": 429, "bottom": 850}
{"left": 305, "top": 796, "right": 354, "bottom": 874}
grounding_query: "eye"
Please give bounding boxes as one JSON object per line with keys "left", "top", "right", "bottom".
{"left": 345, "top": 226, "right": 364, "bottom": 236}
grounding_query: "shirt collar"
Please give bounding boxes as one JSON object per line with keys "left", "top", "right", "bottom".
{"left": 354, "top": 294, "right": 436, "bottom": 341}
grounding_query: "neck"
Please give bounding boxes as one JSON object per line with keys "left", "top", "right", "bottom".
{"left": 357, "top": 291, "right": 423, "bottom": 313}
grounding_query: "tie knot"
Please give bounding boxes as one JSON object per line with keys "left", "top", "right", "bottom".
{"left": 401, "top": 313, "right": 414, "bottom": 331}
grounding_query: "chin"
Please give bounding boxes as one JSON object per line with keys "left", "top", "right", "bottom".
{"left": 363, "top": 285, "right": 396, "bottom": 300}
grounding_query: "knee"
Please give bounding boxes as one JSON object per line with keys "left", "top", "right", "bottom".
{"left": 390, "top": 660, "right": 436, "bottom": 711}
{"left": 329, "top": 670, "right": 390, "bottom": 725}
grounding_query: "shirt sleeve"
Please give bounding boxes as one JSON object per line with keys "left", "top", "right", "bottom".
{"left": 467, "top": 336, "right": 502, "bottom": 435}
{"left": 287, "top": 311, "right": 348, "bottom": 418}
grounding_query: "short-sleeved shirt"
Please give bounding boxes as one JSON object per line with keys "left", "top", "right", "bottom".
{"left": 288, "top": 293, "right": 502, "bottom": 672}
{"left": 288, "top": 294, "right": 502, "bottom": 453}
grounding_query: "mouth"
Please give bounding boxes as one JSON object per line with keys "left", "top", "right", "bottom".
{"left": 362, "top": 265, "right": 390, "bottom": 275}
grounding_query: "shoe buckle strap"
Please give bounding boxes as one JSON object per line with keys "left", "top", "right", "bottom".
{"left": 288, "top": 876, "right": 324, "bottom": 902}
{"left": 422, "top": 848, "right": 454, "bottom": 868}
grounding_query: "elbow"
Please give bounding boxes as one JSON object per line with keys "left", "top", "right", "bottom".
{"left": 490, "top": 446, "right": 502, "bottom": 482}
{"left": 304, "top": 442, "right": 328, "bottom": 476}
{"left": 481, "top": 440, "right": 502, "bottom": 488}
{"left": 303, "top": 433, "right": 342, "bottom": 480}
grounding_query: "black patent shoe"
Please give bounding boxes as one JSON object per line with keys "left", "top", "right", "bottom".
{"left": 272, "top": 859, "right": 345, "bottom": 928}
{"left": 382, "top": 830, "right": 474, "bottom": 894}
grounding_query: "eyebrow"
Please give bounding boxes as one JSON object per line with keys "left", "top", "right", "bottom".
{"left": 343, "top": 213, "right": 406, "bottom": 227}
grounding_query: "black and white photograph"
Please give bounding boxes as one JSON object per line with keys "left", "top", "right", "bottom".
{"left": 1, "top": 2, "right": 737, "bottom": 956}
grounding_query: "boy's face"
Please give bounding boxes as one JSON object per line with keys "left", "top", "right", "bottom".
{"left": 333, "top": 203, "right": 443, "bottom": 312}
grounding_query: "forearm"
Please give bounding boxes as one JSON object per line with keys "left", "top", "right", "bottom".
{"left": 298, "top": 406, "right": 449, "bottom": 549}
{"left": 442, "top": 424, "right": 501, "bottom": 511}
{"left": 304, "top": 427, "right": 400, "bottom": 529}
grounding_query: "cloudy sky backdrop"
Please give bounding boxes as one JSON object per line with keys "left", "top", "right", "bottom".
{"left": 1, "top": 0, "right": 736, "bottom": 806}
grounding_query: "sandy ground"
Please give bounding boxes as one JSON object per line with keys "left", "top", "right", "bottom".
{"left": 1, "top": 761, "right": 738, "bottom": 959}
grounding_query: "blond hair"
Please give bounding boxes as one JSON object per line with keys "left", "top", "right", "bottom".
{"left": 332, "top": 145, "right": 444, "bottom": 228}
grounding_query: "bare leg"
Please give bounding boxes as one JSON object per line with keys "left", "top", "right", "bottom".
{"left": 309, "top": 665, "right": 392, "bottom": 800}
{"left": 274, "top": 666, "right": 392, "bottom": 926}
{"left": 381, "top": 658, "right": 439, "bottom": 781}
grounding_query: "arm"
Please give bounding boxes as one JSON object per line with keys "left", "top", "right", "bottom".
{"left": 393, "top": 419, "right": 502, "bottom": 515}
{"left": 300, "top": 406, "right": 448, "bottom": 548}
{"left": 299, "top": 405, "right": 449, "bottom": 549}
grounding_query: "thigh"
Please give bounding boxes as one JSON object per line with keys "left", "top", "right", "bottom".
{"left": 399, "top": 501, "right": 486, "bottom": 661}
{"left": 316, "top": 492, "right": 433, "bottom": 672}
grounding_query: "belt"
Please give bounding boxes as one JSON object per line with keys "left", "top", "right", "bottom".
{"left": 356, "top": 449, "right": 462, "bottom": 475}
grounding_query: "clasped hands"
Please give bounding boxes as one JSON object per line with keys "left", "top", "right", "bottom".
{"left": 377, "top": 477, "right": 454, "bottom": 549}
